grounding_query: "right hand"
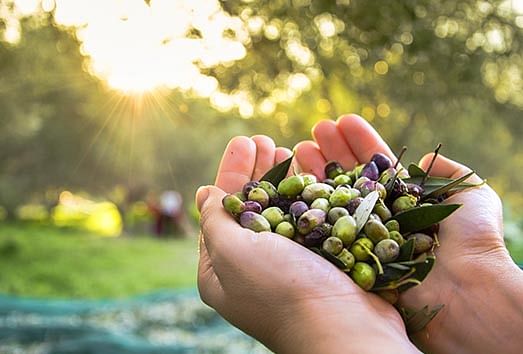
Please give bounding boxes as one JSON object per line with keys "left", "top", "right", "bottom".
{"left": 295, "top": 114, "right": 523, "bottom": 354}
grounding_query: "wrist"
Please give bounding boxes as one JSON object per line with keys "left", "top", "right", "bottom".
{"left": 411, "top": 256, "right": 523, "bottom": 354}
{"left": 272, "top": 295, "right": 420, "bottom": 354}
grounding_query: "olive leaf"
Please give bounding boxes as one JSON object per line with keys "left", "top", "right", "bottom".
{"left": 403, "top": 176, "right": 483, "bottom": 195}
{"left": 372, "top": 265, "right": 411, "bottom": 289}
{"left": 310, "top": 247, "right": 347, "bottom": 269}
{"left": 397, "top": 238, "right": 416, "bottom": 261}
{"left": 260, "top": 154, "right": 294, "bottom": 186}
{"left": 392, "top": 204, "right": 461, "bottom": 233}
{"left": 421, "top": 171, "right": 475, "bottom": 201}
{"left": 398, "top": 255, "right": 435, "bottom": 292}
{"left": 354, "top": 191, "right": 379, "bottom": 233}
{"left": 407, "top": 163, "right": 426, "bottom": 178}
{"left": 399, "top": 304, "right": 445, "bottom": 334}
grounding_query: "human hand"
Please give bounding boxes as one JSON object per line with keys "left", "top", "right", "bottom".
{"left": 196, "top": 135, "right": 420, "bottom": 354}
{"left": 295, "top": 114, "right": 523, "bottom": 354}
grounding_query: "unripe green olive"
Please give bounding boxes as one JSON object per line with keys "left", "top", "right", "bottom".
{"left": 275, "top": 221, "right": 295, "bottom": 238}
{"left": 277, "top": 175, "right": 305, "bottom": 197}
{"left": 328, "top": 207, "right": 349, "bottom": 224}
{"left": 222, "top": 194, "right": 245, "bottom": 216}
{"left": 385, "top": 219, "right": 400, "bottom": 232}
{"left": 350, "top": 237, "right": 374, "bottom": 261}
{"left": 373, "top": 201, "right": 392, "bottom": 222}
{"left": 248, "top": 187, "right": 270, "bottom": 208}
{"left": 364, "top": 219, "right": 390, "bottom": 244}
{"left": 301, "top": 174, "right": 317, "bottom": 186}
{"left": 240, "top": 211, "right": 271, "bottom": 232}
{"left": 374, "top": 239, "right": 400, "bottom": 263}
{"left": 336, "top": 248, "right": 355, "bottom": 271}
{"left": 388, "top": 230, "right": 405, "bottom": 246}
{"left": 310, "top": 198, "right": 331, "bottom": 213}
{"left": 301, "top": 183, "right": 335, "bottom": 203}
{"left": 350, "top": 262, "right": 376, "bottom": 290}
{"left": 259, "top": 181, "right": 278, "bottom": 199}
{"left": 329, "top": 187, "right": 358, "bottom": 207}
{"left": 376, "top": 289, "right": 399, "bottom": 304}
{"left": 334, "top": 174, "right": 352, "bottom": 186}
{"left": 261, "top": 207, "right": 284, "bottom": 229}
{"left": 322, "top": 236, "right": 344, "bottom": 256}
{"left": 392, "top": 195, "right": 417, "bottom": 214}
{"left": 331, "top": 215, "right": 357, "bottom": 247}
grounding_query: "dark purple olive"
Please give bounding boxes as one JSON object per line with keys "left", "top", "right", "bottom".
{"left": 289, "top": 201, "right": 309, "bottom": 219}
{"left": 346, "top": 197, "right": 364, "bottom": 215}
{"left": 303, "top": 224, "right": 332, "bottom": 247}
{"left": 243, "top": 200, "right": 262, "bottom": 213}
{"left": 371, "top": 153, "right": 393, "bottom": 173}
{"left": 406, "top": 183, "right": 424, "bottom": 197}
{"left": 242, "top": 181, "right": 260, "bottom": 198}
{"left": 361, "top": 161, "right": 380, "bottom": 181}
{"left": 270, "top": 195, "right": 294, "bottom": 213}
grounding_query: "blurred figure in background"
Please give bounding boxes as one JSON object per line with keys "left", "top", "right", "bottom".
{"left": 148, "top": 190, "right": 192, "bottom": 237}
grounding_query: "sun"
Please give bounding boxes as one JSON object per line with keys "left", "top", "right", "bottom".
{"left": 46, "top": 0, "right": 248, "bottom": 95}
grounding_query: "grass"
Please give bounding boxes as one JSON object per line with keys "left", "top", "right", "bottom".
{"left": 0, "top": 223, "right": 521, "bottom": 299}
{"left": 0, "top": 223, "right": 198, "bottom": 299}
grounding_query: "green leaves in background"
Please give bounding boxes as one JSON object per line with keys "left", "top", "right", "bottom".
{"left": 260, "top": 154, "right": 294, "bottom": 186}
{"left": 392, "top": 204, "right": 461, "bottom": 233}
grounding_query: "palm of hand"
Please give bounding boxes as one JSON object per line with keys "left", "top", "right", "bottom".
{"left": 294, "top": 115, "right": 509, "bottom": 349}
{"left": 196, "top": 134, "right": 406, "bottom": 352}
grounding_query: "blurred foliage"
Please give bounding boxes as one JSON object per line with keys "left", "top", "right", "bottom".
{"left": 0, "top": 0, "right": 522, "bottom": 226}
{"left": 0, "top": 224, "right": 197, "bottom": 298}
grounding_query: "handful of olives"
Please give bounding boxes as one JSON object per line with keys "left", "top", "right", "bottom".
{"left": 221, "top": 147, "right": 479, "bottom": 332}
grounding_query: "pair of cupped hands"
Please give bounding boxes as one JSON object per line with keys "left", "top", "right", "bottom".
{"left": 196, "top": 115, "right": 522, "bottom": 354}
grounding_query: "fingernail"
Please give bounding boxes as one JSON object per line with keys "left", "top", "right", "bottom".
{"left": 196, "top": 186, "right": 211, "bottom": 212}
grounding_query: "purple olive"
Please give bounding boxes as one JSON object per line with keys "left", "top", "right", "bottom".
{"left": 243, "top": 200, "right": 262, "bottom": 213}
{"left": 242, "top": 181, "right": 260, "bottom": 198}
{"left": 289, "top": 201, "right": 309, "bottom": 219}
{"left": 361, "top": 161, "right": 380, "bottom": 181}
{"left": 371, "top": 153, "right": 393, "bottom": 173}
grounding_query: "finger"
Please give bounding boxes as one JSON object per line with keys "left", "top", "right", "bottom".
{"left": 336, "top": 114, "right": 396, "bottom": 165}
{"left": 197, "top": 185, "right": 253, "bottom": 255}
{"left": 419, "top": 153, "right": 483, "bottom": 183}
{"left": 215, "top": 136, "right": 257, "bottom": 193}
{"left": 274, "top": 147, "right": 296, "bottom": 177}
{"left": 274, "top": 147, "right": 293, "bottom": 164}
{"left": 294, "top": 140, "right": 327, "bottom": 180}
{"left": 312, "top": 119, "right": 357, "bottom": 170}
{"left": 198, "top": 231, "right": 225, "bottom": 308}
{"left": 252, "top": 135, "right": 276, "bottom": 181}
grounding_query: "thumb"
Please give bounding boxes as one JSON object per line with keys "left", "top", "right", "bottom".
{"left": 196, "top": 185, "right": 213, "bottom": 212}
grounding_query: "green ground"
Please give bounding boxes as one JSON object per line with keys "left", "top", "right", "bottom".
{"left": 0, "top": 224, "right": 521, "bottom": 299}
{"left": 0, "top": 223, "right": 198, "bottom": 298}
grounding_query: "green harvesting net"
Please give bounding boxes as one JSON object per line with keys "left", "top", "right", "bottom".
{"left": 0, "top": 290, "right": 270, "bottom": 354}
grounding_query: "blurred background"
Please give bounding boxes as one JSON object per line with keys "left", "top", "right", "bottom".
{"left": 1, "top": 0, "right": 523, "bottom": 352}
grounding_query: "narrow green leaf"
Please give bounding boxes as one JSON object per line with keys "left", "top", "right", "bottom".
{"left": 398, "top": 256, "right": 436, "bottom": 292}
{"left": 407, "top": 163, "right": 426, "bottom": 177}
{"left": 354, "top": 191, "right": 379, "bottom": 233}
{"left": 421, "top": 171, "right": 475, "bottom": 200}
{"left": 397, "top": 238, "right": 416, "bottom": 262}
{"left": 372, "top": 265, "right": 410, "bottom": 289}
{"left": 260, "top": 154, "right": 294, "bottom": 186}
{"left": 392, "top": 204, "right": 461, "bottom": 233}
{"left": 310, "top": 247, "right": 347, "bottom": 269}
{"left": 404, "top": 176, "right": 483, "bottom": 195}
{"left": 319, "top": 249, "right": 348, "bottom": 269}
{"left": 401, "top": 304, "right": 444, "bottom": 334}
